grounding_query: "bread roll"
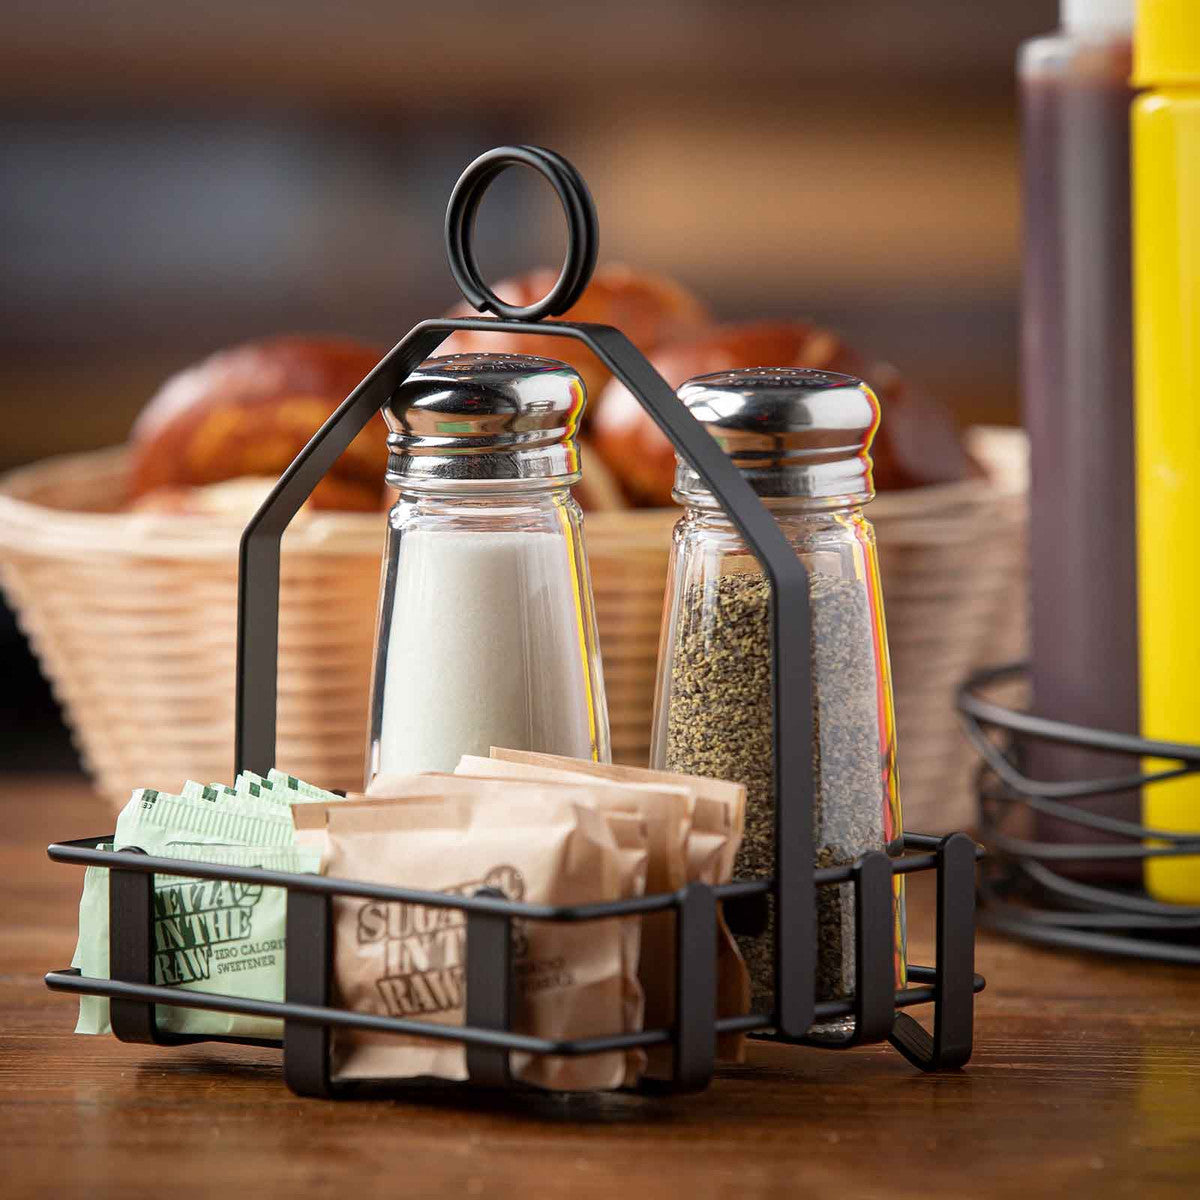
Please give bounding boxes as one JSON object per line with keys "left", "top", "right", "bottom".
{"left": 128, "top": 336, "right": 386, "bottom": 512}
{"left": 591, "top": 321, "right": 974, "bottom": 507}
{"left": 439, "top": 264, "right": 711, "bottom": 407}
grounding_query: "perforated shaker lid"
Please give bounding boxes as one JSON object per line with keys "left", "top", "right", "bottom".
{"left": 383, "top": 352, "right": 586, "bottom": 489}
{"left": 672, "top": 367, "right": 880, "bottom": 505}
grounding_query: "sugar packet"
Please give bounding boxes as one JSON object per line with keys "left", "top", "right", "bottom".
{"left": 482, "top": 749, "right": 750, "bottom": 1062}
{"left": 361, "top": 772, "right": 657, "bottom": 1084}
{"left": 293, "top": 788, "right": 648, "bottom": 1091}
{"left": 448, "top": 760, "right": 692, "bottom": 1070}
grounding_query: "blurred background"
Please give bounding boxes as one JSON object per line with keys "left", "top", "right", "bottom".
{"left": 1, "top": 0, "right": 1053, "bottom": 767}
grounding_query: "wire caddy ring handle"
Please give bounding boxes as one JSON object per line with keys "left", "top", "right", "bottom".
{"left": 445, "top": 145, "right": 598, "bottom": 320}
{"left": 44, "top": 146, "right": 984, "bottom": 1098}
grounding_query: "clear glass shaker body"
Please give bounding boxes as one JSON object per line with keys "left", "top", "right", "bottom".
{"left": 649, "top": 369, "right": 906, "bottom": 1032}
{"left": 368, "top": 482, "right": 609, "bottom": 780}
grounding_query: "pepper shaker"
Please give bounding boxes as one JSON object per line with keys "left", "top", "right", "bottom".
{"left": 650, "top": 367, "right": 905, "bottom": 1030}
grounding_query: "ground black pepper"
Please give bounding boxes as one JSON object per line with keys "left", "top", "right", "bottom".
{"left": 664, "top": 567, "right": 888, "bottom": 1020}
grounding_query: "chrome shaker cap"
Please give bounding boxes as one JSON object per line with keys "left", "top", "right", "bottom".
{"left": 384, "top": 353, "right": 585, "bottom": 489}
{"left": 673, "top": 367, "right": 880, "bottom": 505}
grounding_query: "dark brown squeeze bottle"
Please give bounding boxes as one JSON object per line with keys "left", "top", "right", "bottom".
{"left": 1019, "top": 5, "right": 1139, "bottom": 881}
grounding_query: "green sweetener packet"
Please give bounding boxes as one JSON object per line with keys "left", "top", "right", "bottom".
{"left": 72, "top": 774, "right": 338, "bottom": 1037}
{"left": 225, "top": 769, "right": 342, "bottom": 806}
{"left": 180, "top": 780, "right": 236, "bottom": 803}
{"left": 232, "top": 771, "right": 278, "bottom": 801}
{"left": 73, "top": 787, "right": 303, "bottom": 1037}
{"left": 182, "top": 777, "right": 284, "bottom": 811}
{"left": 177, "top": 773, "right": 342, "bottom": 814}
{"left": 74, "top": 840, "right": 319, "bottom": 1039}
{"left": 183, "top": 771, "right": 341, "bottom": 807}
{"left": 115, "top": 787, "right": 294, "bottom": 853}
{"left": 266, "top": 769, "right": 342, "bottom": 803}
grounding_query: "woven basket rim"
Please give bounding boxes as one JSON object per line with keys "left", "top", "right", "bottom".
{"left": 0, "top": 446, "right": 382, "bottom": 560}
{"left": 0, "top": 427, "right": 1026, "bottom": 563}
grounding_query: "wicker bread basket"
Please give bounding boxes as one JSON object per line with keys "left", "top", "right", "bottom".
{"left": 0, "top": 427, "right": 1026, "bottom": 831}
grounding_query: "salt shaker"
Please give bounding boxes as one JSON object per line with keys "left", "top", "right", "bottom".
{"left": 367, "top": 352, "right": 610, "bottom": 780}
{"left": 649, "top": 367, "right": 905, "bottom": 1031}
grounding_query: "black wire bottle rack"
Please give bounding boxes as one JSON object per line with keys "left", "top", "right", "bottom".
{"left": 959, "top": 662, "right": 1200, "bottom": 965}
{"left": 44, "top": 146, "right": 986, "bottom": 1097}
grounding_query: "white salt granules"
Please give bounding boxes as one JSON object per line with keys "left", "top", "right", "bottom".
{"left": 374, "top": 530, "right": 598, "bottom": 775}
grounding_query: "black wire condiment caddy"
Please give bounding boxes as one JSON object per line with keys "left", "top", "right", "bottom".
{"left": 45, "top": 145, "right": 985, "bottom": 1097}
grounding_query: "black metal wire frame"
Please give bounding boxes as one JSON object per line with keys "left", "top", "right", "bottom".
{"left": 44, "top": 832, "right": 984, "bottom": 1094}
{"left": 958, "top": 662, "right": 1200, "bottom": 965}
{"left": 232, "top": 145, "right": 823, "bottom": 1039}
{"left": 40, "top": 145, "right": 985, "bottom": 1097}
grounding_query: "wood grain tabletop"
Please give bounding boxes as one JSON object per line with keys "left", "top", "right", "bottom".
{"left": 3, "top": 774, "right": 1198, "bottom": 1200}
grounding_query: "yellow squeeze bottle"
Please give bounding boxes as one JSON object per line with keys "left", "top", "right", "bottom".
{"left": 1134, "top": 0, "right": 1200, "bottom": 901}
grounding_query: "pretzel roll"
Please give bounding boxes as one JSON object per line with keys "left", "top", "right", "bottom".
{"left": 439, "top": 264, "right": 712, "bottom": 406}
{"left": 127, "top": 336, "right": 386, "bottom": 511}
{"left": 591, "top": 321, "right": 973, "bottom": 507}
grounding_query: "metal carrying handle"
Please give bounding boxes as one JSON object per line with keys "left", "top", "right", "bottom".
{"left": 445, "top": 145, "right": 599, "bottom": 320}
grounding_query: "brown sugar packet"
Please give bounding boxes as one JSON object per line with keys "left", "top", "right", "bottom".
{"left": 295, "top": 788, "right": 647, "bottom": 1091}
{"left": 605, "top": 812, "right": 655, "bottom": 1087}
{"left": 453, "top": 757, "right": 691, "bottom": 1076}
{"left": 487, "top": 749, "right": 751, "bottom": 1061}
{"left": 363, "top": 772, "right": 654, "bottom": 1085}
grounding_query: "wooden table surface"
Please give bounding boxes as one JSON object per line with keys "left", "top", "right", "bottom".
{"left": 3, "top": 774, "right": 1198, "bottom": 1199}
